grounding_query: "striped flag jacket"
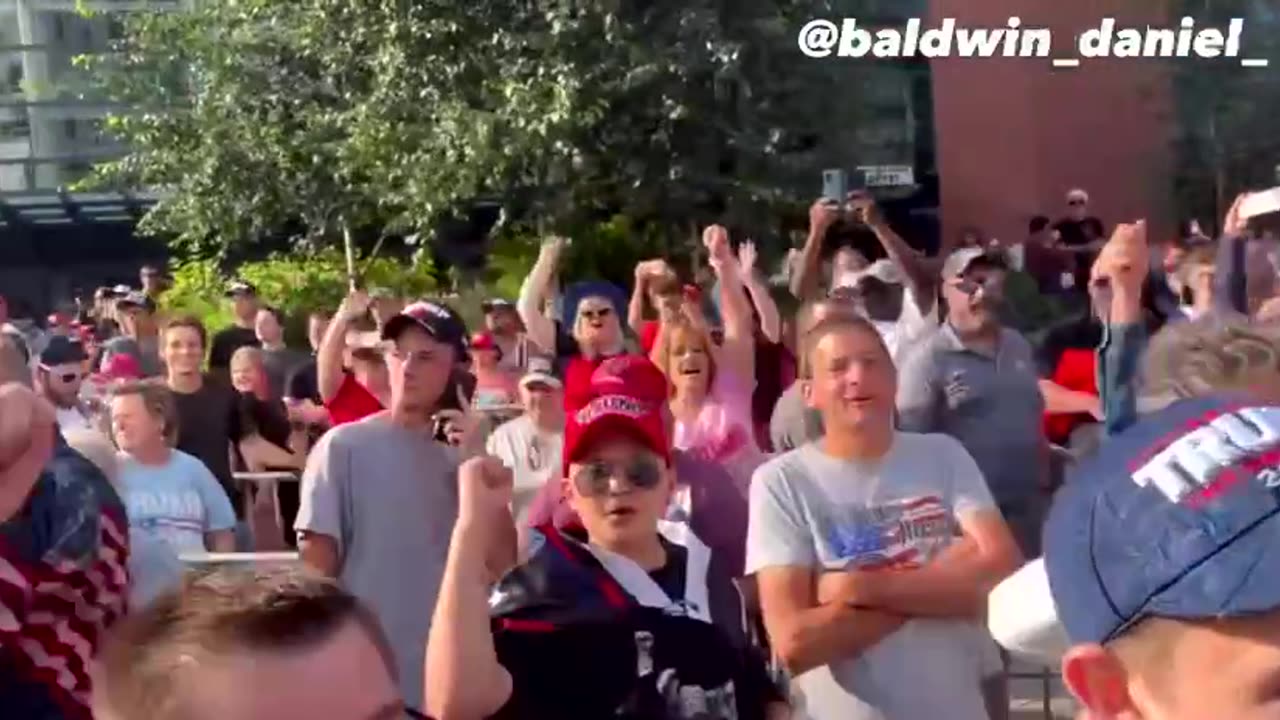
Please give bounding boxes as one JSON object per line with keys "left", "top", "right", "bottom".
{"left": 0, "top": 433, "right": 129, "bottom": 720}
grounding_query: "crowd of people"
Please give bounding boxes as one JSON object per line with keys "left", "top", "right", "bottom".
{"left": 0, "top": 185, "right": 1279, "bottom": 720}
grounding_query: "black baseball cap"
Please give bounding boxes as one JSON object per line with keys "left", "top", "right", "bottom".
{"left": 382, "top": 300, "right": 467, "bottom": 356}
{"left": 39, "top": 335, "right": 87, "bottom": 366}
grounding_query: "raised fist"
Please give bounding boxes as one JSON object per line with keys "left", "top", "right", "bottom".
{"left": 0, "top": 384, "right": 55, "bottom": 524}
{"left": 457, "top": 454, "right": 514, "bottom": 526}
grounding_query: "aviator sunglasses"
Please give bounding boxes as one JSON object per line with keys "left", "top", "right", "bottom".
{"left": 572, "top": 456, "right": 663, "bottom": 496}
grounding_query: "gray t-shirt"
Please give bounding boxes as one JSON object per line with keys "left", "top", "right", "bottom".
{"left": 295, "top": 414, "right": 459, "bottom": 711}
{"left": 769, "top": 382, "right": 823, "bottom": 453}
{"left": 261, "top": 346, "right": 310, "bottom": 401}
{"left": 895, "top": 324, "right": 1045, "bottom": 512}
{"left": 746, "top": 434, "right": 997, "bottom": 720}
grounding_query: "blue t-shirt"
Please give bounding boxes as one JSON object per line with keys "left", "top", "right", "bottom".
{"left": 118, "top": 449, "right": 236, "bottom": 554}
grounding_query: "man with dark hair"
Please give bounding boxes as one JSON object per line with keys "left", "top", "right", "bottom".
{"left": 297, "top": 299, "right": 472, "bottom": 714}
{"left": 162, "top": 315, "right": 293, "bottom": 534}
{"left": 209, "top": 280, "right": 262, "bottom": 375}
{"left": 36, "top": 336, "right": 93, "bottom": 431}
{"left": 139, "top": 264, "right": 168, "bottom": 301}
{"left": 91, "top": 566, "right": 410, "bottom": 720}
{"left": 254, "top": 306, "right": 308, "bottom": 401}
{"left": 1024, "top": 214, "right": 1075, "bottom": 298}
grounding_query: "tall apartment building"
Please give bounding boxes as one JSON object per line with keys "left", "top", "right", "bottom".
{"left": 0, "top": 0, "right": 179, "bottom": 314}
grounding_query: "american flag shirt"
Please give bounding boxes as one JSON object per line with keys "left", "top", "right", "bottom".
{"left": 0, "top": 434, "right": 129, "bottom": 720}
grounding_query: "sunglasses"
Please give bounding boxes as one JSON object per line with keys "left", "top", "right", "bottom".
{"left": 580, "top": 307, "right": 614, "bottom": 321}
{"left": 40, "top": 366, "right": 83, "bottom": 383}
{"left": 952, "top": 275, "right": 1003, "bottom": 297}
{"left": 1068, "top": 199, "right": 1086, "bottom": 206}
{"left": 572, "top": 456, "right": 663, "bottom": 497}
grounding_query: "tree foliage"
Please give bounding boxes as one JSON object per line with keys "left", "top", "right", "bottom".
{"left": 162, "top": 249, "right": 438, "bottom": 342}
{"left": 1171, "top": 0, "right": 1280, "bottom": 225}
{"left": 82, "top": 0, "right": 913, "bottom": 265}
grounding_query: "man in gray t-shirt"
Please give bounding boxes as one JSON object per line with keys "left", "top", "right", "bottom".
{"left": 296, "top": 416, "right": 458, "bottom": 710}
{"left": 895, "top": 249, "right": 1047, "bottom": 557}
{"left": 747, "top": 315, "right": 1020, "bottom": 720}
{"left": 296, "top": 299, "right": 469, "bottom": 712}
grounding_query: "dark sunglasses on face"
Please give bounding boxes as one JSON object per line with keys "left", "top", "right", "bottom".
{"left": 41, "top": 366, "right": 82, "bottom": 383}
{"left": 572, "top": 456, "right": 663, "bottom": 497}
{"left": 954, "top": 275, "right": 1003, "bottom": 298}
{"left": 1068, "top": 199, "right": 1085, "bottom": 206}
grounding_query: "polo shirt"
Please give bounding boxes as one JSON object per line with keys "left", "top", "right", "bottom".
{"left": 895, "top": 323, "right": 1045, "bottom": 511}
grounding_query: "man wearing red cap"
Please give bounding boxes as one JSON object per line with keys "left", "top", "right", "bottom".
{"left": 425, "top": 356, "right": 786, "bottom": 719}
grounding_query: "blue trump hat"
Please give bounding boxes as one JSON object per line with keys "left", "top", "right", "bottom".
{"left": 562, "top": 281, "right": 626, "bottom": 325}
{"left": 1045, "top": 394, "right": 1280, "bottom": 645}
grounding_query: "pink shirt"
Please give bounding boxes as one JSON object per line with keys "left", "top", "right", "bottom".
{"left": 672, "top": 368, "right": 767, "bottom": 492}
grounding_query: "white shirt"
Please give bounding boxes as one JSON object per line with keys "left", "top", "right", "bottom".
{"left": 55, "top": 405, "right": 95, "bottom": 432}
{"left": 485, "top": 414, "right": 563, "bottom": 528}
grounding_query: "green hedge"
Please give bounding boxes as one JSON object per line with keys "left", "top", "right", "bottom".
{"left": 161, "top": 249, "right": 441, "bottom": 345}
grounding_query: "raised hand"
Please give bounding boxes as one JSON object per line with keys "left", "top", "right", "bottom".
{"left": 1091, "top": 219, "right": 1149, "bottom": 295}
{"left": 808, "top": 198, "right": 841, "bottom": 238}
{"left": 0, "top": 384, "right": 55, "bottom": 524}
{"left": 635, "top": 259, "right": 673, "bottom": 281}
{"left": 847, "top": 191, "right": 884, "bottom": 229}
{"left": 337, "top": 288, "right": 373, "bottom": 323}
{"left": 702, "top": 224, "right": 732, "bottom": 262}
{"left": 737, "top": 240, "right": 759, "bottom": 273}
{"left": 1223, "top": 193, "right": 1249, "bottom": 238}
{"left": 457, "top": 455, "right": 514, "bottom": 527}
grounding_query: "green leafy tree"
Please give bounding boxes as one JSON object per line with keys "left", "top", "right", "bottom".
{"left": 82, "top": 0, "right": 916, "bottom": 273}
{"left": 1171, "top": 0, "right": 1280, "bottom": 226}
{"left": 161, "top": 250, "right": 437, "bottom": 343}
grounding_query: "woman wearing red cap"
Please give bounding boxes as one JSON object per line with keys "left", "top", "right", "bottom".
{"left": 469, "top": 332, "right": 520, "bottom": 411}
{"left": 425, "top": 374, "right": 787, "bottom": 719}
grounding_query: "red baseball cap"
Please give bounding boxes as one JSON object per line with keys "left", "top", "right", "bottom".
{"left": 562, "top": 356, "right": 671, "bottom": 477}
{"left": 100, "top": 352, "right": 141, "bottom": 381}
{"left": 469, "top": 332, "right": 498, "bottom": 352}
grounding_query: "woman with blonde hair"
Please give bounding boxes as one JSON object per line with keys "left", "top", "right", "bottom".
{"left": 651, "top": 225, "right": 766, "bottom": 493}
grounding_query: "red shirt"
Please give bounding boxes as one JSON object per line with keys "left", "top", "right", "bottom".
{"left": 640, "top": 320, "right": 661, "bottom": 356}
{"left": 1043, "top": 347, "right": 1098, "bottom": 444}
{"left": 326, "top": 373, "right": 384, "bottom": 426}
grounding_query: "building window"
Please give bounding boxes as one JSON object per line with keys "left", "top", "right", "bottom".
{"left": 64, "top": 119, "right": 77, "bottom": 140}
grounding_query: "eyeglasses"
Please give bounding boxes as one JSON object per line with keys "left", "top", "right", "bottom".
{"left": 1068, "top": 199, "right": 1086, "bottom": 206}
{"left": 580, "top": 307, "right": 613, "bottom": 321}
{"left": 572, "top": 456, "right": 662, "bottom": 496}
{"left": 40, "top": 366, "right": 83, "bottom": 383}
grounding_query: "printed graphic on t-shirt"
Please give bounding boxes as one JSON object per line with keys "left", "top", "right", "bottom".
{"left": 634, "top": 631, "right": 739, "bottom": 719}
{"left": 127, "top": 490, "right": 208, "bottom": 552}
{"left": 820, "top": 495, "right": 954, "bottom": 571}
